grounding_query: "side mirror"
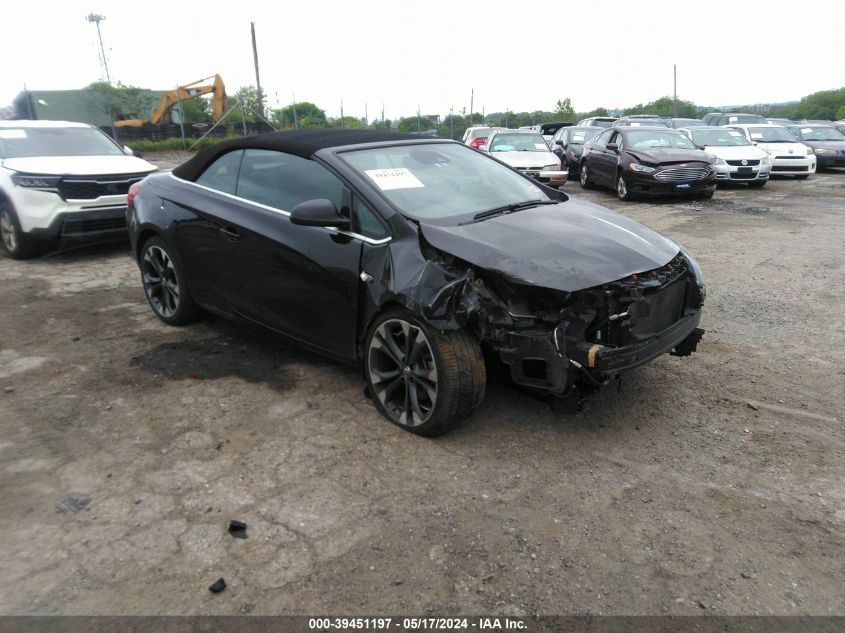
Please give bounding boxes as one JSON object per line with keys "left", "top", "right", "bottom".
{"left": 290, "top": 198, "right": 350, "bottom": 230}
{"left": 696, "top": 144, "right": 706, "bottom": 151}
{"left": 606, "top": 143, "right": 619, "bottom": 152}
{"left": 555, "top": 140, "right": 563, "bottom": 146}
{"left": 123, "top": 145, "right": 134, "bottom": 156}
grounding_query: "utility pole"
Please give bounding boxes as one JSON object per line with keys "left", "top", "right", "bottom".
{"left": 292, "top": 93, "right": 298, "bottom": 129}
{"left": 365, "top": 102, "right": 368, "bottom": 127}
{"left": 470, "top": 89, "right": 474, "bottom": 125}
{"left": 86, "top": 13, "right": 111, "bottom": 85}
{"left": 382, "top": 102, "right": 385, "bottom": 127}
{"left": 450, "top": 106, "right": 453, "bottom": 139}
{"left": 340, "top": 98, "right": 344, "bottom": 128}
{"left": 417, "top": 106, "right": 421, "bottom": 133}
{"left": 673, "top": 64, "right": 678, "bottom": 118}
{"left": 250, "top": 22, "right": 264, "bottom": 118}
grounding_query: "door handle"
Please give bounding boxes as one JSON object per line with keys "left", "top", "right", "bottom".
{"left": 219, "top": 226, "right": 240, "bottom": 240}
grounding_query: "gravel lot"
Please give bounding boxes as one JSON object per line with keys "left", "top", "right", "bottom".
{"left": 1, "top": 154, "right": 843, "bottom": 616}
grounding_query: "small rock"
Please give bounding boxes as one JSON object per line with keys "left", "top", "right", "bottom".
{"left": 698, "top": 600, "right": 710, "bottom": 609}
{"left": 3, "top": 387, "right": 14, "bottom": 394}
{"left": 72, "top": 336, "right": 81, "bottom": 342}
{"left": 741, "top": 571, "right": 757, "bottom": 579}
{"left": 208, "top": 578, "right": 226, "bottom": 594}
{"left": 530, "top": 553, "right": 537, "bottom": 560}
{"left": 747, "top": 402, "right": 759, "bottom": 411}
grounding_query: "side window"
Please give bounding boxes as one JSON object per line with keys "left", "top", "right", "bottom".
{"left": 195, "top": 150, "right": 243, "bottom": 194}
{"left": 560, "top": 130, "right": 569, "bottom": 145}
{"left": 607, "top": 131, "right": 620, "bottom": 145}
{"left": 236, "top": 149, "right": 344, "bottom": 212}
{"left": 353, "top": 198, "right": 390, "bottom": 240}
{"left": 595, "top": 130, "right": 612, "bottom": 146}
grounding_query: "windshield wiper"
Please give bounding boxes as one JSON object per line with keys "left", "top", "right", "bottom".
{"left": 462, "top": 200, "right": 557, "bottom": 225}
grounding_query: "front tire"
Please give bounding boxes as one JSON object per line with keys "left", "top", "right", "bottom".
{"left": 364, "top": 308, "right": 486, "bottom": 436}
{"left": 616, "top": 173, "right": 633, "bottom": 201}
{"left": 698, "top": 189, "right": 715, "bottom": 199}
{"left": 139, "top": 236, "right": 199, "bottom": 325}
{"left": 747, "top": 180, "right": 766, "bottom": 188}
{"left": 796, "top": 175, "right": 809, "bottom": 180}
{"left": 579, "top": 162, "right": 594, "bottom": 189}
{"left": 0, "top": 205, "right": 45, "bottom": 260}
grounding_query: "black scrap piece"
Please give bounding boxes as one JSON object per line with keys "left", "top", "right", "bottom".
{"left": 208, "top": 578, "right": 227, "bottom": 593}
{"left": 671, "top": 327, "right": 705, "bottom": 357}
{"left": 228, "top": 520, "right": 248, "bottom": 539}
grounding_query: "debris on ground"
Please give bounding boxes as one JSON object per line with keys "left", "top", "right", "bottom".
{"left": 208, "top": 578, "right": 227, "bottom": 593}
{"left": 55, "top": 495, "right": 91, "bottom": 514}
{"left": 228, "top": 520, "right": 248, "bottom": 539}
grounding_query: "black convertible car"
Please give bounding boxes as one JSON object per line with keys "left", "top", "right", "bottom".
{"left": 128, "top": 130, "right": 705, "bottom": 436}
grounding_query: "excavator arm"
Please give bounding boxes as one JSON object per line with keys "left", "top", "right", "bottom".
{"left": 115, "top": 74, "right": 228, "bottom": 128}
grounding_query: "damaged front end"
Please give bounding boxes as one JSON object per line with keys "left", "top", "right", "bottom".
{"left": 416, "top": 245, "right": 705, "bottom": 396}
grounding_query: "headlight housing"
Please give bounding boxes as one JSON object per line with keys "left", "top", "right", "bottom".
{"left": 11, "top": 173, "right": 61, "bottom": 191}
{"left": 542, "top": 163, "right": 559, "bottom": 171}
{"left": 761, "top": 155, "right": 772, "bottom": 166}
{"left": 629, "top": 162, "right": 656, "bottom": 173}
{"left": 814, "top": 148, "right": 836, "bottom": 155}
{"left": 805, "top": 147, "right": 814, "bottom": 156}
{"left": 715, "top": 158, "right": 727, "bottom": 166}
{"left": 678, "top": 244, "right": 706, "bottom": 299}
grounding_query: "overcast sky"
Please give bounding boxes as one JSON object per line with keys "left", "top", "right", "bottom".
{"left": 4, "top": 0, "right": 843, "bottom": 120}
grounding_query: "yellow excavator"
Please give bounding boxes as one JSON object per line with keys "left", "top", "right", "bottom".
{"left": 114, "top": 74, "right": 228, "bottom": 127}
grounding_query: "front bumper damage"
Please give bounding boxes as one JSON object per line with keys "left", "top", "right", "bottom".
{"left": 416, "top": 249, "right": 705, "bottom": 395}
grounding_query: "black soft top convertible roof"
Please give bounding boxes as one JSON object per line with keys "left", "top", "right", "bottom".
{"left": 172, "top": 129, "right": 427, "bottom": 181}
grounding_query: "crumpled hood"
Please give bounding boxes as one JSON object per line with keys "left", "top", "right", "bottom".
{"left": 626, "top": 147, "right": 712, "bottom": 165}
{"left": 2, "top": 155, "right": 157, "bottom": 175}
{"left": 419, "top": 196, "right": 680, "bottom": 292}
{"left": 489, "top": 150, "right": 557, "bottom": 168}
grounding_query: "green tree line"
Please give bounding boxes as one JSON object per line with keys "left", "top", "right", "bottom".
{"left": 95, "top": 82, "right": 845, "bottom": 142}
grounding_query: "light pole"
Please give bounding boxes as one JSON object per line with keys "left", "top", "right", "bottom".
{"left": 86, "top": 13, "right": 111, "bottom": 85}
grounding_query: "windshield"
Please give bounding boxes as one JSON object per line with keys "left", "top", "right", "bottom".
{"left": 470, "top": 128, "right": 492, "bottom": 139}
{"left": 342, "top": 143, "right": 551, "bottom": 225}
{"left": 488, "top": 133, "right": 549, "bottom": 152}
{"left": 590, "top": 119, "right": 615, "bottom": 128}
{"left": 795, "top": 126, "right": 845, "bottom": 141}
{"left": 671, "top": 119, "right": 703, "bottom": 128}
{"left": 569, "top": 128, "right": 600, "bottom": 144}
{"left": 625, "top": 130, "right": 697, "bottom": 149}
{"left": 0, "top": 126, "right": 123, "bottom": 159}
{"left": 691, "top": 129, "right": 751, "bottom": 146}
{"left": 747, "top": 127, "right": 797, "bottom": 142}
{"left": 624, "top": 119, "right": 670, "bottom": 128}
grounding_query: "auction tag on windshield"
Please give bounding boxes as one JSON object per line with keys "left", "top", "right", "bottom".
{"left": 750, "top": 133, "right": 763, "bottom": 139}
{"left": 728, "top": 131, "right": 742, "bottom": 136}
{"left": 534, "top": 143, "right": 548, "bottom": 150}
{"left": 801, "top": 128, "right": 812, "bottom": 134}
{"left": 365, "top": 168, "right": 425, "bottom": 191}
{"left": 0, "top": 129, "right": 26, "bottom": 139}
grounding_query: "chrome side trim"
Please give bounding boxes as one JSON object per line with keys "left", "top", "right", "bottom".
{"left": 168, "top": 173, "right": 391, "bottom": 245}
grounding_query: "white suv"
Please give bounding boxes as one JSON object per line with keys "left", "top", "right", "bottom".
{"left": 728, "top": 124, "right": 816, "bottom": 179}
{"left": 0, "top": 120, "right": 157, "bottom": 259}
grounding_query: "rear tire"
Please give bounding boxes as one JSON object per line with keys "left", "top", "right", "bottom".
{"left": 0, "top": 205, "right": 46, "bottom": 260}
{"left": 364, "top": 307, "right": 486, "bottom": 437}
{"left": 139, "top": 236, "right": 200, "bottom": 325}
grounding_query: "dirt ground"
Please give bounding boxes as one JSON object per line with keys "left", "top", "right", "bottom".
{"left": 1, "top": 154, "right": 843, "bottom": 616}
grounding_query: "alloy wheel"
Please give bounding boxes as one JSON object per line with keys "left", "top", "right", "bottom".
{"left": 368, "top": 319, "right": 438, "bottom": 426}
{"left": 142, "top": 245, "right": 180, "bottom": 318}
{"left": 617, "top": 175, "right": 628, "bottom": 199}
{"left": 0, "top": 210, "right": 17, "bottom": 253}
{"left": 580, "top": 164, "right": 589, "bottom": 186}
